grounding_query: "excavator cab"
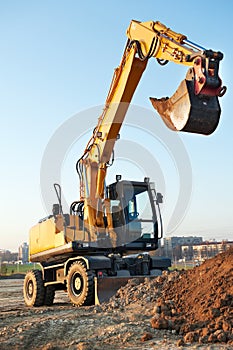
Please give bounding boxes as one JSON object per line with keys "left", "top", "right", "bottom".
{"left": 108, "top": 178, "right": 162, "bottom": 251}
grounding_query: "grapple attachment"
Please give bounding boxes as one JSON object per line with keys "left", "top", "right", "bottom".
{"left": 150, "top": 71, "right": 221, "bottom": 135}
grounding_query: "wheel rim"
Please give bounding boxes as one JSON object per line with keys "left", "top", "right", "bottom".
{"left": 26, "top": 280, "right": 34, "bottom": 299}
{"left": 71, "top": 272, "right": 84, "bottom": 297}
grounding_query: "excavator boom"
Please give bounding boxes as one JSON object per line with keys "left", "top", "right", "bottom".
{"left": 76, "top": 20, "right": 226, "bottom": 236}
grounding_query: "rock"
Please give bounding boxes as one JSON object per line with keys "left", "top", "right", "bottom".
{"left": 215, "top": 319, "right": 223, "bottom": 330}
{"left": 222, "top": 320, "right": 231, "bottom": 332}
{"left": 199, "top": 335, "right": 208, "bottom": 343}
{"left": 183, "top": 331, "right": 198, "bottom": 343}
{"left": 208, "top": 333, "right": 217, "bottom": 343}
{"left": 41, "top": 344, "right": 56, "bottom": 350}
{"left": 150, "top": 317, "right": 169, "bottom": 330}
{"left": 209, "top": 307, "right": 220, "bottom": 318}
{"left": 93, "top": 305, "right": 102, "bottom": 313}
{"left": 141, "top": 332, "right": 153, "bottom": 342}
{"left": 153, "top": 305, "right": 161, "bottom": 314}
{"left": 177, "top": 338, "right": 185, "bottom": 346}
{"left": 160, "top": 303, "right": 171, "bottom": 317}
{"left": 214, "top": 329, "right": 227, "bottom": 342}
{"left": 201, "top": 327, "right": 209, "bottom": 337}
{"left": 171, "top": 308, "right": 176, "bottom": 316}
{"left": 76, "top": 342, "right": 93, "bottom": 350}
{"left": 111, "top": 301, "right": 119, "bottom": 309}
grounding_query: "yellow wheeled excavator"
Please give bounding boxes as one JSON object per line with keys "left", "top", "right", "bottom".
{"left": 23, "top": 20, "right": 226, "bottom": 307}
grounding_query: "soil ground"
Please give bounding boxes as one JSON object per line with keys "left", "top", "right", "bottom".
{"left": 0, "top": 249, "right": 232, "bottom": 350}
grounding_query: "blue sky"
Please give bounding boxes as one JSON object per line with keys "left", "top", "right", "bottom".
{"left": 0, "top": 0, "right": 232, "bottom": 251}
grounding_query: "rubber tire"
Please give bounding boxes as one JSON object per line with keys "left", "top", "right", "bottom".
{"left": 67, "top": 261, "right": 94, "bottom": 306}
{"left": 23, "top": 270, "right": 45, "bottom": 307}
{"left": 44, "top": 286, "right": 55, "bottom": 306}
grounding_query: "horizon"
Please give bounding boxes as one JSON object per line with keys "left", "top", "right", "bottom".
{"left": 2, "top": 232, "right": 233, "bottom": 253}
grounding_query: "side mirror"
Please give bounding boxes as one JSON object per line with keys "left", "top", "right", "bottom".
{"left": 52, "top": 204, "right": 60, "bottom": 216}
{"left": 156, "top": 193, "right": 163, "bottom": 204}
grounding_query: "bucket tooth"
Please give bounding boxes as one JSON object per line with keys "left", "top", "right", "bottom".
{"left": 150, "top": 79, "right": 221, "bottom": 135}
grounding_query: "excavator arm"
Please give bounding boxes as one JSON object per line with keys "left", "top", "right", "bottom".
{"left": 75, "top": 19, "right": 226, "bottom": 246}
{"left": 128, "top": 20, "right": 225, "bottom": 133}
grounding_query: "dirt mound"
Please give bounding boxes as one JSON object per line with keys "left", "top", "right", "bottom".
{"left": 162, "top": 247, "right": 233, "bottom": 344}
{"left": 105, "top": 248, "right": 233, "bottom": 345}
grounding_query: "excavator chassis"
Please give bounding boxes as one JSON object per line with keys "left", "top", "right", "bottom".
{"left": 24, "top": 250, "right": 171, "bottom": 307}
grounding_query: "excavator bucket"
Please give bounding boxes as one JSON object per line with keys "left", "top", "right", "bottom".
{"left": 150, "top": 78, "right": 221, "bottom": 135}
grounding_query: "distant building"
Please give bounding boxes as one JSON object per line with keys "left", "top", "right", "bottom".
{"left": 163, "top": 236, "right": 203, "bottom": 259}
{"left": 181, "top": 240, "right": 233, "bottom": 261}
{"left": 18, "top": 242, "right": 29, "bottom": 263}
{"left": 0, "top": 249, "right": 18, "bottom": 263}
